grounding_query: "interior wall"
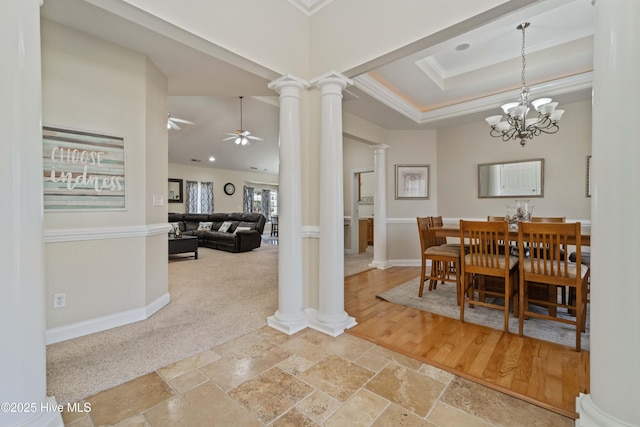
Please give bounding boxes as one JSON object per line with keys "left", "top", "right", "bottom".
{"left": 42, "top": 19, "right": 168, "bottom": 332}
{"left": 168, "top": 163, "right": 278, "bottom": 214}
{"left": 386, "top": 130, "right": 439, "bottom": 262}
{"left": 436, "top": 99, "right": 592, "bottom": 221}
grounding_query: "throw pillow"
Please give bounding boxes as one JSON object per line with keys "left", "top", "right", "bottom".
{"left": 197, "top": 221, "right": 213, "bottom": 231}
{"left": 218, "top": 221, "right": 233, "bottom": 233}
{"left": 234, "top": 226, "right": 252, "bottom": 235}
{"left": 169, "top": 222, "right": 181, "bottom": 235}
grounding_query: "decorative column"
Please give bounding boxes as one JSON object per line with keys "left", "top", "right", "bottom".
{"left": 308, "top": 72, "right": 357, "bottom": 336}
{"left": 0, "top": 0, "right": 63, "bottom": 426}
{"left": 575, "top": 1, "right": 640, "bottom": 426}
{"left": 267, "top": 75, "right": 309, "bottom": 334}
{"left": 369, "top": 144, "right": 391, "bottom": 269}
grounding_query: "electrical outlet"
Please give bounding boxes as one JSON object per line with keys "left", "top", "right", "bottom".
{"left": 53, "top": 293, "right": 66, "bottom": 308}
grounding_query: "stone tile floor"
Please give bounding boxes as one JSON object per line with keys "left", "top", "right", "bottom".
{"left": 61, "top": 327, "right": 573, "bottom": 426}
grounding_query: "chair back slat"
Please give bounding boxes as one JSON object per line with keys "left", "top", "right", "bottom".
{"left": 460, "top": 220, "right": 512, "bottom": 275}
{"left": 429, "top": 216, "right": 448, "bottom": 246}
{"left": 519, "top": 222, "right": 581, "bottom": 285}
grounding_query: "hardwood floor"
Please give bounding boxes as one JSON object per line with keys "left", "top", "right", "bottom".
{"left": 344, "top": 266, "right": 589, "bottom": 419}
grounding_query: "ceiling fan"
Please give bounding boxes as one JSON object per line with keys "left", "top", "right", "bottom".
{"left": 222, "top": 96, "right": 263, "bottom": 145}
{"left": 167, "top": 113, "right": 194, "bottom": 131}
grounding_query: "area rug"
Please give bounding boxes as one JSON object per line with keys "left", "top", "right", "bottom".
{"left": 377, "top": 277, "right": 589, "bottom": 350}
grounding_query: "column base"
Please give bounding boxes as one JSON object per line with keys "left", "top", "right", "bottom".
{"left": 267, "top": 311, "right": 308, "bottom": 335}
{"left": 370, "top": 260, "right": 392, "bottom": 269}
{"left": 305, "top": 308, "right": 357, "bottom": 337}
{"left": 576, "top": 393, "right": 632, "bottom": 427}
{"left": 18, "top": 396, "right": 64, "bottom": 427}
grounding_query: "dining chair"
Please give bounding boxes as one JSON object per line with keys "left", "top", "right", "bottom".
{"left": 529, "top": 216, "right": 567, "bottom": 312}
{"left": 531, "top": 217, "right": 566, "bottom": 223}
{"left": 517, "top": 222, "right": 589, "bottom": 351}
{"left": 459, "top": 220, "right": 519, "bottom": 332}
{"left": 416, "top": 217, "right": 462, "bottom": 304}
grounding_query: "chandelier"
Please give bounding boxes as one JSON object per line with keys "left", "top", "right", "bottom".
{"left": 485, "top": 22, "right": 564, "bottom": 147}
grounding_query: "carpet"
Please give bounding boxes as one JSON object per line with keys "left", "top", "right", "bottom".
{"left": 376, "top": 277, "right": 589, "bottom": 350}
{"left": 46, "top": 243, "right": 279, "bottom": 404}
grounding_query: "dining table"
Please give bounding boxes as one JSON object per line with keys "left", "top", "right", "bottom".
{"left": 430, "top": 223, "right": 591, "bottom": 247}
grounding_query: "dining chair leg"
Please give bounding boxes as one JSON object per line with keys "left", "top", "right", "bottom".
{"left": 519, "top": 273, "right": 525, "bottom": 337}
{"left": 418, "top": 258, "right": 427, "bottom": 297}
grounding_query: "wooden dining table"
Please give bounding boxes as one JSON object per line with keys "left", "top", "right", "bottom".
{"left": 431, "top": 224, "right": 591, "bottom": 247}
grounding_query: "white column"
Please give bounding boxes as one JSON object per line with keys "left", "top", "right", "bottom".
{"left": 575, "top": 1, "right": 640, "bottom": 426}
{"left": 369, "top": 144, "right": 391, "bottom": 269}
{"left": 267, "top": 75, "right": 309, "bottom": 335}
{"left": 307, "top": 72, "right": 357, "bottom": 336}
{"left": 0, "top": 1, "right": 63, "bottom": 426}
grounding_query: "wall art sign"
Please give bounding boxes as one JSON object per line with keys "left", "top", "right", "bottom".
{"left": 43, "top": 126, "right": 126, "bottom": 210}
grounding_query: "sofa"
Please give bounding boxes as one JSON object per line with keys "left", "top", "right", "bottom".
{"left": 168, "top": 212, "right": 266, "bottom": 253}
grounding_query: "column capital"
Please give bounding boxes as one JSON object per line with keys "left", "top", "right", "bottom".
{"left": 268, "top": 74, "right": 309, "bottom": 93}
{"left": 311, "top": 71, "right": 353, "bottom": 90}
{"left": 370, "top": 144, "right": 390, "bottom": 151}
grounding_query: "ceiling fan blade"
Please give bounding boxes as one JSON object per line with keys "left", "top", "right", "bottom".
{"left": 247, "top": 135, "right": 263, "bottom": 141}
{"left": 171, "top": 118, "right": 194, "bottom": 125}
{"left": 168, "top": 121, "right": 181, "bottom": 131}
{"left": 222, "top": 136, "right": 238, "bottom": 141}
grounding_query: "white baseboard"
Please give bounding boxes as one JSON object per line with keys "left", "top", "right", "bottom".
{"left": 45, "top": 293, "right": 170, "bottom": 345}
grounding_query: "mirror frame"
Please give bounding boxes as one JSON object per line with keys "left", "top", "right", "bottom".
{"left": 477, "top": 158, "right": 544, "bottom": 199}
{"left": 168, "top": 178, "right": 183, "bottom": 203}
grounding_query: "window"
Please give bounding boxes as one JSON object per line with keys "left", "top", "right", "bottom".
{"left": 270, "top": 190, "right": 278, "bottom": 217}
{"left": 186, "top": 181, "right": 214, "bottom": 214}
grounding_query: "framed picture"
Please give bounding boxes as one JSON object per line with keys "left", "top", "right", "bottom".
{"left": 168, "top": 178, "right": 183, "bottom": 203}
{"left": 395, "top": 164, "right": 430, "bottom": 199}
{"left": 586, "top": 155, "right": 592, "bottom": 197}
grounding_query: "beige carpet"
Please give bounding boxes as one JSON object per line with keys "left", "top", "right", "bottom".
{"left": 47, "top": 243, "right": 279, "bottom": 404}
{"left": 377, "top": 277, "right": 590, "bottom": 350}
{"left": 344, "top": 245, "right": 374, "bottom": 277}
{"left": 47, "top": 240, "right": 374, "bottom": 404}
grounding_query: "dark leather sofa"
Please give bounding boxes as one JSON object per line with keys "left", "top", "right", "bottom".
{"left": 168, "top": 212, "right": 266, "bottom": 253}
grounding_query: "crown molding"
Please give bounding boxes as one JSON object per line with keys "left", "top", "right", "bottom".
{"left": 354, "top": 72, "right": 593, "bottom": 126}
{"left": 287, "top": 0, "right": 334, "bottom": 16}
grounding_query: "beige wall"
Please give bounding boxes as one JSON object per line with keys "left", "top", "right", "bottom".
{"left": 437, "top": 99, "right": 592, "bottom": 221}
{"left": 42, "top": 20, "right": 168, "bottom": 331}
{"left": 168, "top": 163, "right": 278, "bottom": 214}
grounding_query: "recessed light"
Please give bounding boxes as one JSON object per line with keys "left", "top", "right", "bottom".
{"left": 209, "top": 156, "right": 215, "bottom": 162}
{"left": 455, "top": 43, "right": 470, "bottom": 51}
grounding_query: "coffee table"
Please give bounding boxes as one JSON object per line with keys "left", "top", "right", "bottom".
{"left": 168, "top": 235, "right": 198, "bottom": 259}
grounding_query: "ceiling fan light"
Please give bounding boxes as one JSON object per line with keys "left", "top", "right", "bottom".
{"left": 241, "top": 137, "right": 249, "bottom": 146}
{"left": 531, "top": 98, "right": 552, "bottom": 111}
{"left": 235, "top": 137, "right": 242, "bottom": 145}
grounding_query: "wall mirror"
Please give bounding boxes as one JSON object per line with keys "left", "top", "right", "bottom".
{"left": 478, "top": 158, "right": 544, "bottom": 198}
{"left": 168, "top": 178, "right": 183, "bottom": 203}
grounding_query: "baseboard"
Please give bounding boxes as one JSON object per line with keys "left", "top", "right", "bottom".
{"left": 45, "top": 293, "right": 170, "bottom": 345}
{"left": 389, "top": 259, "right": 422, "bottom": 267}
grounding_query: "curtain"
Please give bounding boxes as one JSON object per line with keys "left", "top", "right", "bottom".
{"left": 243, "top": 186, "right": 254, "bottom": 213}
{"left": 200, "top": 181, "right": 213, "bottom": 214}
{"left": 186, "top": 180, "right": 198, "bottom": 213}
{"left": 261, "top": 189, "right": 271, "bottom": 221}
